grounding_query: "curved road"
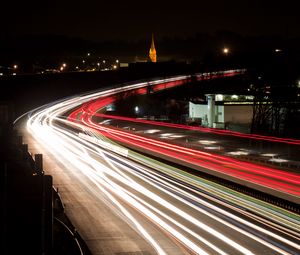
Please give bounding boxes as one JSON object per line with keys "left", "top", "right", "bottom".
{"left": 17, "top": 74, "right": 300, "bottom": 255}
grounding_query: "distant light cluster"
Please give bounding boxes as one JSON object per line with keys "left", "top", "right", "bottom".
{"left": 0, "top": 54, "right": 121, "bottom": 76}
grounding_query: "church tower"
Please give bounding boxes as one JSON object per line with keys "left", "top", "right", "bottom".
{"left": 149, "top": 33, "right": 157, "bottom": 62}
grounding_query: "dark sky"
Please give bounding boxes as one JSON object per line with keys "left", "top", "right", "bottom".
{"left": 2, "top": 0, "right": 300, "bottom": 42}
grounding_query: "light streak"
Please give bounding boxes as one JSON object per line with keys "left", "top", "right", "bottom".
{"left": 78, "top": 114, "right": 300, "bottom": 197}
{"left": 23, "top": 73, "right": 300, "bottom": 255}
{"left": 91, "top": 112, "right": 300, "bottom": 145}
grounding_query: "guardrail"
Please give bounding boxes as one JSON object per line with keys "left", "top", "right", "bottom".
{"left": 54, "top": 217, "right": 84, "bottom": 255}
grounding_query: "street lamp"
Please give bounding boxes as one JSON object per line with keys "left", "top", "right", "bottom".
{"left": 223, "top": 47, "right": 229, "bottom": 54}
{"left": 13, "top": 64, "right": 18, "bottom": 69}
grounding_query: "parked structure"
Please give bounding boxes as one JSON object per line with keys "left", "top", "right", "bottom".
{"left": 189, "top": 94, "right": 254, "bottom": 131}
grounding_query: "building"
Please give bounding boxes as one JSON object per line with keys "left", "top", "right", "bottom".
{"left": 149, "top": 34, "right": 157, "bottom": 62}
{"left": 189, "top": 94, "right": 254, "bottom": 132}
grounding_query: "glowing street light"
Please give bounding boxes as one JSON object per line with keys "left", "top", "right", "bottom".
{"left": 62, "top": 63, "right": 67, "bottom": 68}
{"left": 223, "top": 48, "right": 229, "bottom": 54}
{"left": 116, "top": 59, "right": 119, "bottom": 63}
{"left": 103, "top": 60, "right": 106, "bottom": 64}
{"left": 97, "top": 62, "right": 100, "bottom": 67}
{"left": 134, "top": 106, "right": 139, "bottom": 114}
{"left": 13, "top": 64, "right": 18, "bottom": 69}
{"left": 87, "top": 52, "right": 90, "bottom": 56}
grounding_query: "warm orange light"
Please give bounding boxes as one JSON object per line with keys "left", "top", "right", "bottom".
{"left": 149, "top": 34, "right": 157, "bottom": 62}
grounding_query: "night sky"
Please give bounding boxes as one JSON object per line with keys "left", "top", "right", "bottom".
{"left": 2, "top": 0, "right": 300, "bottom": 42}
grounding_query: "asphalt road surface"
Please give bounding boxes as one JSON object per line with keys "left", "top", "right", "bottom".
{"left": 16, "top": 76, "right": 300, "bottom": 254}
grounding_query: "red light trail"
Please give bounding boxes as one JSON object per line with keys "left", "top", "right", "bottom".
{"left": 67, "top": 84, "right": 300, "bottom": 198}
{"left": 24, "top": 72, "right": 300, "bottom": 255}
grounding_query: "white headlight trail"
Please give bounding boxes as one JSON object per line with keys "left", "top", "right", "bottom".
{"left": 24, "top": 77, "right": 300, "bottom": 255}
{"left": 97, "top": 150, "right": 296, "bottom": 255}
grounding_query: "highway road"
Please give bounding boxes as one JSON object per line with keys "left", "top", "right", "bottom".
{"left": 69, "top": 93, "right": 300, "bottom": 203}
{"left": 17, "top": 73, "right": 300, "bottom": 254}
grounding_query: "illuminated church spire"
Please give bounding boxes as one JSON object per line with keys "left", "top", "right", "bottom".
{"left": 149, "top": 33, "right": 157, "bottom": 62}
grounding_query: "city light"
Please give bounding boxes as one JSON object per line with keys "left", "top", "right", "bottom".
{"left": 62, "top": 63, "right": 67, "bottom": 68}
{"left": 13, "top": 64, "right": 18, "bottom": 69}
{"left": 223, "top": 48, "right": 229, "bottom": 54}
{"left": 215, "top": 94, "right": 224, "bottom": 101}
{"left": 116, "top": 59, "right": 119, "bottom": 63}
{"left": 87, "top": 52, "right": 90, "bottom": 56}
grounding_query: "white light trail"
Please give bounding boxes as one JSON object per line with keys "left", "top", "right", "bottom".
{"left": 23, "top": 76, "right": 300, "bottom": 255}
